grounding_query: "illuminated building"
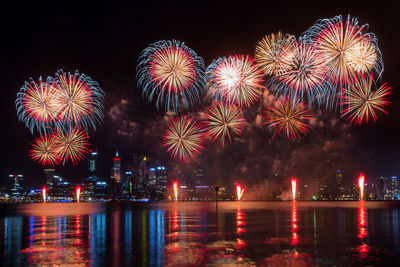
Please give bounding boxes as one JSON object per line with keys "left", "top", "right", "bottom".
{"left": 135, "top": 156, "right": 149, "bottom": 199}
{"left": 110, "top": 151, "right": 122, "bottom": 198}
{"left": 44, "top": 168, "right": 56, "bottom": 195}
{"left": 84, "top": 150, "right": 99, "bottom": 199}
{"left": 123, "top": 170, "right": 133, "bottom": 198}
{"left": 193, "top": 168, "right": 205, "bottom": 186}
{"left": 52, "top": 176, "right": 71, "bottom": 199}
{"left": 148, "top": 166, "right": 167, "bottom": 200}
{"left": 8, "top": 174, "right": 24, "bottom": 198}
{"left": 336, "top": 170, "right": 346, "bottom": 200}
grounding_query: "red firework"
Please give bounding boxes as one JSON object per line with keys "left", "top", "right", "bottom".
{"left": 53, "top": 127, "right": 90, "bottom": 165}
{"left": 30, "top": 134, "right": 61, "bottom": 166}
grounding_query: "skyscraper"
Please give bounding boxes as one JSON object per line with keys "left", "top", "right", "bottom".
{"left": 44, "top": 168, "right": 56, "bottom": 196}
{"left": 135, "top": 156, "right": 149, "bottom": 199}
{"left": 110, "top": 151, "right": 122, "bottom": 198}
{"left": 149, "top": 166, "right": 167, "bottom": 200}
{"left": 8, "top": 174, "right": 24, "bottom": 198}
{"left": 85, "top": 150, "right": 99, "bottom": 199}
{"left": 336, "top": 170, "right": 346, "bottom": 200}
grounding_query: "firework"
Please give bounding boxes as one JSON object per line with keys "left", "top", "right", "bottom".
{"left": 304, "top": 15, "right": 383, "bottom": 84}
{"left": 255, "top": 32, "right": 295, "bottom": 76}
{"left": 163, "top": 117, "right": 205, "bottom": 161}
{"left": 341, "top": 74, "right": 391, "bottom": 124}
{"left": 42, "top": 187, "right": 47, "bottom": 203}
{"left": 16, "top": 77, "right": 60, "bottom": 134}
{"left": 291, "top": 177, "right": 297, "bottom": 201}
{"left": 137, "top": 40, "right": 205, "bottom": 112}
{"left": 173, "top": 181, "right": 178, "bottom": 200}
{"left": 53, "top": 70, "right": 105, "bottom": 131}
{"left": 270, "top": 39, "right": 330, "bottom": 106}
{"left": 264, "top": 98, "right": 313, "bottom": 140}
{"left": 54, "top": 127, "right": 90, "bottom": 165}
{"left": 236, "top": 182, "right": 245, "bottom": 200}
{"left": 206, "top": 55, "right": 264, "bottom": 107}
{"left": 30, "top": 134, "right": 61, "bottom": 166}
{"left": 358, "top": 173, "right": 365, "bottom": 200}
{"left": 76, "top": 186, "right": 81, "bottom": 202}
{"left": 202, "top": 102, "right": 245, "bottom": 146}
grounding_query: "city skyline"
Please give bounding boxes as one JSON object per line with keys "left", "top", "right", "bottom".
{"left": 2, "top": 0, "right": 400, "bottom": 190}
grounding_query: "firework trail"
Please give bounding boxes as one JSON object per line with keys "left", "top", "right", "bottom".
{"left": 255, "top": 32, "right": 295, "bottom": 76}
{"left": 341, "top": 74, "right": 391, "bottom": 124}
{"left": 264, "top": 97, "right": 313, "bottom": 141}
{"left": 303, "top": 15, "right": 383, "bottom": 85}
{"left": 53, "top": 70, "right": 105, "bottom": 132}
{"left": 206, "top": 55, "right": 264, "bottom": 107}
{"left": 137, "top": 40, "right": 206, "bottom": 112}
{"left": 202, "top": 102, "right": 245, "bottom": 146}
{"left": 30, "top": 134, "right": 61, "bottom": 166}
{"left": 163, "top": 116, "right": 205, "bottom": 161}
{"left": 16, "top": 77, "right": 60, "bottom": 134}
{"left": 54, "top": 127, "right": 90, "bottom": 165}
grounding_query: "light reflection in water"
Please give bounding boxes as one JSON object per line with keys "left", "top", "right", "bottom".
{"left": 358, "top": 200, "right": 369, "bottom": 258}
{"left": 236, "top": 208, "right": 246, "bottom": 248}
{"left": 291, "top": 201, "right": 299, "bottom": 246}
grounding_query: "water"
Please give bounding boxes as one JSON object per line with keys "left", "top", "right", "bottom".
{"left": 1, "top": 201, "right": 399, "bottom": 266}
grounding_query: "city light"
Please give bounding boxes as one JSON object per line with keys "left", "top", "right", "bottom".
{"left": 173, "top": 181, "right": 178, "bottom": 200}
{"left": 358, "top": 173, "right": 365, "bottom": 200}
{"left": 42, "top": 186, "right": 47, "bottom": 203}
{"left": 291, "top": 177, "right": 297, "bottom": 201}
{"left": 236, "top": 182, "right": 245, "bottom": 200}
{"left": 76, "top": 186, "right": 81, "bottom": 202}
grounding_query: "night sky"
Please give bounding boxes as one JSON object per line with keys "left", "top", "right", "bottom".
{"left": 2, "top": 0, "right": 400, "bottom": 189}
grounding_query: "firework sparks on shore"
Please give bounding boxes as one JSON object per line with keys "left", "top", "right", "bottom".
{"left": 173, "top": 181, "right": 178, "bottom": 200}
{"left": 291, "top": 177, "right": 297, "bottom": 201}
{"left": 137, "top": 40, "right": 205, "bottom": 112}
{"left": 163, "top": 117, "right": 205, "bottom": 161}
{"left": 264, "top": 98, "right": 313, "bottom": 141}
{"left": 206, "top": 55, "right": 264, "bottom": 107}
{"left": 202, "top": 102, "right": 245, "bottom": 146}
{"left": 76, "top": 186, "right": 81, "bottom": 202}
{"left": 358, "top": 173, "right": 365, "bottom": 200}
{"left": 42, "top": 187, "right": 47, "bottom": 203}
{"left": 341, "top": 74, "right": 391, "bottom": 124}
{"left": 236, "top": 182, "right": 245, "bottom": 200}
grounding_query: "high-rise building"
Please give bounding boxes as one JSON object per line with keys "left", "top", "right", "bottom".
{"left": 44, "top": 169, "right": 56, "bottom": 196}
{"left": 123, "top": 170, "right": 133, "bottom": 198}
{"left": 149, "top": 166, "right": 167, "bottom": 200}
{"left": 85, "top": 150, "right": 100, "bottom": 199}
{"left": 193, "top": 168, "right": 205, "bottom": 186}
{"left": 52, "top": 176, "right": 71, "bottom": 199}
{"left": 335, "top": 170, "right": 346, "bottom": 199}
{"left": 8, "top": 174, "right": 24, "bottom": 198}
{"left": 135, "top": 156, "right": 149, "bottom": 199}
{"left": 110, "top": 151, "right": 122, "bottom": 198}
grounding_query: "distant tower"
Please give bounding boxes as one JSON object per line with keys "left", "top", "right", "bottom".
{"left": 85, "top": 150, "right": 99, "bottom": 199}
{"left": 110, "top": 151, "right": 122, "bottom": 198}
{"left": 336, "top": 170, "right": 345, "bottom": 199}
{"left": 44, "top": 169, "right": 56, "bottom": 196}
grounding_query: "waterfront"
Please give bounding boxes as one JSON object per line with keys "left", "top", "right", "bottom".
{"left": 1, "top": 201, "right": 400, "bottom": 266}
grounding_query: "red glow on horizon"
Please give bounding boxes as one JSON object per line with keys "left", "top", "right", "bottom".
{"left": 173, "top": 181, "right": 178, "bottom": 200}
{"left": 41, "top": 187, "right": 47, "bottom": 203}
{"left": 76, "top": 186, "right": 81, "bottom": 202}
{"left": 358, "top": 173, "right": 365, "bottom": 200}
{"left": 291, "top": 177, "right": 297, "bottom": 201}
{"left": 236, "top": 182, "right": 245, "bottom": 200}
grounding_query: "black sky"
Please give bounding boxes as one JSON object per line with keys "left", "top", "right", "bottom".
{"left": 1, "top": 0, "right": 400, "bottom": 188}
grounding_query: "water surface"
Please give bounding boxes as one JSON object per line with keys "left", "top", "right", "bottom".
{"left": 1, "top": 201, "right": 399, "bottom": 266}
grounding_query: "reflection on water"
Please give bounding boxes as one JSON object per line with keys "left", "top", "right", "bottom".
{"left": 0, "top": 201, "right": 400, "bottom": 266}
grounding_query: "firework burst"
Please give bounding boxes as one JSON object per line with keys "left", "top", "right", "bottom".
{"left": 16, "top": 77, "right": 60, "bottom": 134}
{"left": 53, "top": 70, "right": 105, "bottom": 131}
{"left": 203, "top": 102, "right": 245, "bottom": 146}
{"left": 341, "top": 74, "right": 391, "bottom": 124}
{"left": 30, "top": 134, "right": 61, "bottom": 166}
{"left": 269, "top": 39, "right": 330, "bottom": 106}
{"left": 264, "top": 97, "right": 313, "bottom": 140}
{"left": 304, "top": 15, "right": 383, "bottom": 84}
{"left": 206, "top": 55, "right": 264, "bottom": 107}
{"left": 163, "top": 117, "right": 205, "bottom": 161}
{"left": 255, "top": 32, "right": 295, "bottom": 76}
{"left": 137, "top": 40, "right": 205, "bottom": 112}
{"left": 54, "top": 127, "right": 90, "bottom": 165}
